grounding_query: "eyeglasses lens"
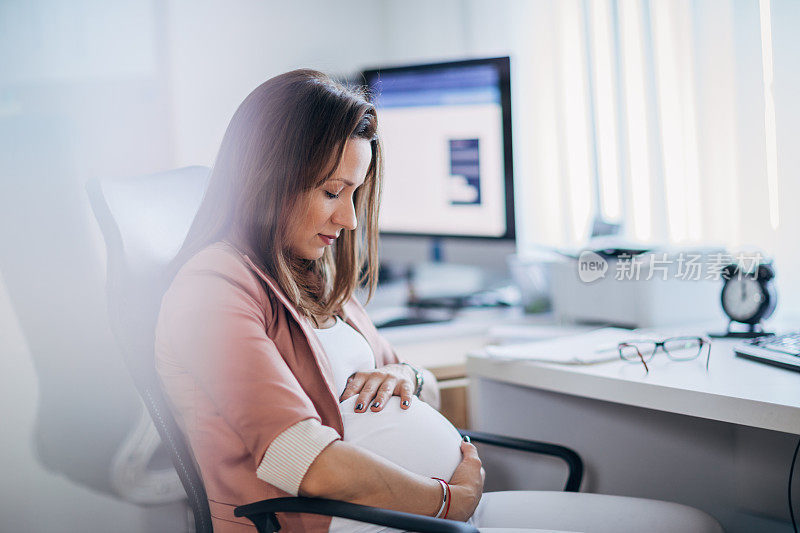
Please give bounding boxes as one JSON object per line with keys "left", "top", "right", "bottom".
{"left": 663, "top": 338, "right": 702, "bottom": 360}
{"left": 619, "top": 342, "right": 656, "bottom": 361}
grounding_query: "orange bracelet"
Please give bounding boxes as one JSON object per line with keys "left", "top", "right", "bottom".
{"left": 443, "top": 481, "right": 451, "bottom": 519}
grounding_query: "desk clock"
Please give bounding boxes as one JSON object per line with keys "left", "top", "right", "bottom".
{"left": 712, "top": 263, "right": 776, "bottom": 338}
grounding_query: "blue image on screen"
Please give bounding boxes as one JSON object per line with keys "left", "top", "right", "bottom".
{"left": 448, "top": 139, "right": 481, "bottom": 206}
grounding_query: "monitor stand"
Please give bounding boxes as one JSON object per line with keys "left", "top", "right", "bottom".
{"left": 430, "top": 237, "right": 444, "bottom": 263}
{"left": 372, "top": 237, "right": 490, "bottom": 328}
{"left": 405, "top": 240, "right": 485, "bottom": 311}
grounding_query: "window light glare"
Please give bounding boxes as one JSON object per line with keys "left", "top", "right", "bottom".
{"left": 759, "top": 0, "right": 780, "bottom": 231}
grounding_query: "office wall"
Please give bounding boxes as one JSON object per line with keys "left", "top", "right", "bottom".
{"left": 165, "top": 0, "right": 389, "bottom": 168}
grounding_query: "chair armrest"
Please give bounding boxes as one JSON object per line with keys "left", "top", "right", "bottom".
{"left": 458, "top": 429, "right": 583, "bottom": 492}
{"left": 234, "top": 496, "right": 479, "bottom": 533}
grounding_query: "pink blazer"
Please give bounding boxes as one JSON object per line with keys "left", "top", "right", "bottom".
{"left": 155, "top": 242, "right": 400, "bottom": 532}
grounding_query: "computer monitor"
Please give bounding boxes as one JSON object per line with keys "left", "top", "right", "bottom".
{"left": 363, "top": 57, "right": 515, "bottom": 241}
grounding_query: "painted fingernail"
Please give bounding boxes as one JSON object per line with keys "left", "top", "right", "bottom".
{"left": 402, "top": 400, "right": 410, "bottom": 407}
{"left": 463, "top": 436, "right": 471, "bottom": 443}
{"left": 356, "top": 403, "right": 364, "bottom": 411}
{"left": 371, "top": 401, "right": 381, "bottom": 409}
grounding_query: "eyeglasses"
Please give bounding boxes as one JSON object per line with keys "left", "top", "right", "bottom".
{"left": 617, "top": 336, "right": 711, "bottom": 374}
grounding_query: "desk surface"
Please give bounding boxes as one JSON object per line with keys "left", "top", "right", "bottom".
{"left": 372, "top": 305, "right": 800, "bottom": 434}
{"left": 467, "top": 331, "right": 800, "bottom": 435}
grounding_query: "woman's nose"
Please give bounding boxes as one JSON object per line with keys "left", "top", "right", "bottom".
{"left": 334, "top": 199, "right": 357, "bottom": 231}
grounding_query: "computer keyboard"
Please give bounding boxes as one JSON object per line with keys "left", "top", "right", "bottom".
{"left": 376, "top": 315, "right": 452, "bottom": 329}
{"left": 734, "top": 332, "right": 800, "bottom": 372}
{"left": 371, "top": 305, "right": 455, "bottom": 329}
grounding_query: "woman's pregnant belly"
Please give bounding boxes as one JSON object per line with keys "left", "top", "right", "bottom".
{"left": 338, "top": 395, "right": 464, "bottom": 482}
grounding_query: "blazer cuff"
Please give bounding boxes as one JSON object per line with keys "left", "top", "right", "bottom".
{"left": 256, "top": 418, "right": 340, "bottom": 496}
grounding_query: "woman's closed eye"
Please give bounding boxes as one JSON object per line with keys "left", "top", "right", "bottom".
{"left": 324, "top": 189, "right": 342, "bottom": 199}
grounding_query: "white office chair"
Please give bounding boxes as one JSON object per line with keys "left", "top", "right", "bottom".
{"left": 86, "top": 166, "right": 214, "bottom": 531}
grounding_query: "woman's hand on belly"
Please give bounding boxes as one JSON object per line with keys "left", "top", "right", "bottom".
{"left": 339, "top": 363, "right": 416, "bottom": 413}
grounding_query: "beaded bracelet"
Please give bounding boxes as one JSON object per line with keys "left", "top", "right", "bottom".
{"left": 401, "top": 362, "right": 424, "bottom": 396}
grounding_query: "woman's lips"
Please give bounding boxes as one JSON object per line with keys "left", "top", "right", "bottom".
{"left": 318, "top": 234, "right": 336, "bottom": 245}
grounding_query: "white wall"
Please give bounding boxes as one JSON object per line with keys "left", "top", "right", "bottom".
{"left": 165, "top": 0, "right": 389, "bottom": 167}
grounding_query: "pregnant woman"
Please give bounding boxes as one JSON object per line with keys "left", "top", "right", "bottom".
{"left": 155, "top": 70, "right": 722, "bottom": 533}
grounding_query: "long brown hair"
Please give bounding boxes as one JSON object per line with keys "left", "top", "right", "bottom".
{"left": 173, "top": 69, "right": 382, "bottom": 325}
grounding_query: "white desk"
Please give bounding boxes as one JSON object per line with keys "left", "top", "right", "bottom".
{"left": 466, "top": 329, "right": 800, "bottom": 533}
{"left": 468, "top": 334, "right": 800, "bottom": 434}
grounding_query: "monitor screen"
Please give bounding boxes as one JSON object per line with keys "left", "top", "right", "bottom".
{"left": 363, "top": 57, "right": 515, "bottom": 240}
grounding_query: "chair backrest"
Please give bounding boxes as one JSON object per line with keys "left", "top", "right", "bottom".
{"left": 86, "top": 166, "right": 214, "bottom": 533}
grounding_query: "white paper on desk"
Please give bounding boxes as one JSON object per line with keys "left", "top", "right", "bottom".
{"left": 487, "top": 324, "right": 592, "bottom": 345}
{"left": 483, "top": 327, "right": 641, "bottom": 365}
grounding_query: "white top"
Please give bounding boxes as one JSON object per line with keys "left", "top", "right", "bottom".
{"left": 313, "top": 316, "right": 376, "bottom": 397}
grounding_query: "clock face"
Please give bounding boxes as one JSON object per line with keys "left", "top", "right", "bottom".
{"left": 721, "top": 277, "right": 765, "bottom": 322}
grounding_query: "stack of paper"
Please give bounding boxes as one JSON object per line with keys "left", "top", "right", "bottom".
{"left": 480, "top": 327, "right": 643, "bottom": 365}
{"left": 487, "top": 324, "right": 593, "bottom": 345}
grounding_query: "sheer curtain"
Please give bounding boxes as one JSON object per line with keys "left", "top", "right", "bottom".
{"left": 511, "top": 0, "right": 800, "bottom": 315}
